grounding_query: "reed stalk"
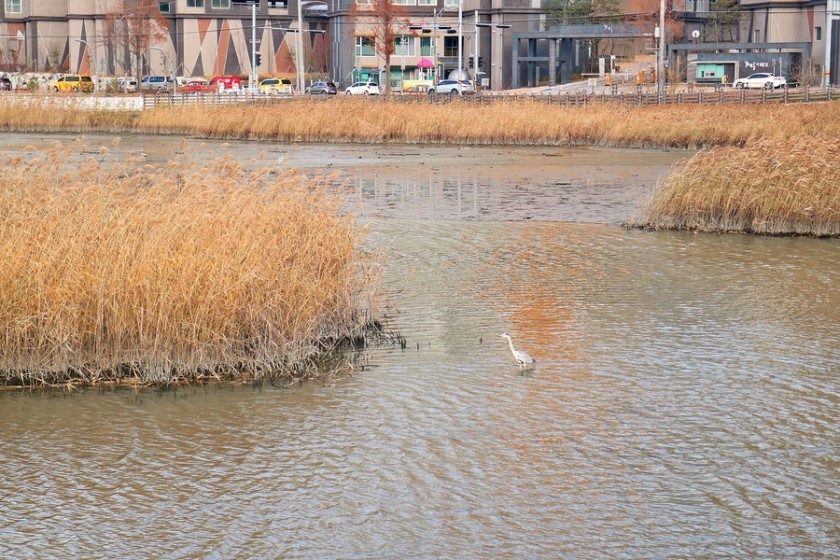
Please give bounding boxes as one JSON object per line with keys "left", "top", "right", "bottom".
{"left": 641, "top": 135, "right": 840, "bottom": 236}
{"left": 0, "top": 142, "right": 379, "bottom": 386}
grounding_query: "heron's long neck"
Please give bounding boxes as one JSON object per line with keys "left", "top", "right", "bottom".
{"left": 506, "top": 338, "right": 516, "bottom": 353}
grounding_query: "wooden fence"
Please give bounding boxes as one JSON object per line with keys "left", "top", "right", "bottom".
{"left": 142, "top": 85, "right": 840, "bottom": 110}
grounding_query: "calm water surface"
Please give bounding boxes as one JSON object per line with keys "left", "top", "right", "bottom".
{"left": 1, "top": 136, "right": 838, "bottom": 558}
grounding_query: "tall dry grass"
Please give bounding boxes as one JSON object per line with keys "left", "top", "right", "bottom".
{"left": 0, "top": 141, "right": 378, "bottom": 386}
{"left": 641, "top": 135, "right": 840, "bottom": 236}
{"left": 116, "top": 98, "right": 840, "bottom": 148}
{"left": 3, "top": 96, "right": 840, "bottom": 148}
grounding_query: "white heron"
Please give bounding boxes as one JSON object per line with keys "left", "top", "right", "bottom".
{"left": 500, "top": 333, "right": 536, "bottom": 367}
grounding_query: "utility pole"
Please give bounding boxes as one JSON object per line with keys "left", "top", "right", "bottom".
{"left": 657, "top": 0, "right": 666, "bottom": 94}
{"left": 297, "top": 0, "right": 305, "bottom": 93}
{"left": 457, "top": 0, "right": 463, "bottom": 79}
{"left": 252, "top": 2, "right": 257, "bottom": 94}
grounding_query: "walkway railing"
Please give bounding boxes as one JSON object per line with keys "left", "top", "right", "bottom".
{"left": 140, "top": 85, "right": 840, "bottom": 110}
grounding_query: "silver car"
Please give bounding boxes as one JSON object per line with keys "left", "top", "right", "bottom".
{"left": 428, "top": 79, "right": 475, "bottom": 96}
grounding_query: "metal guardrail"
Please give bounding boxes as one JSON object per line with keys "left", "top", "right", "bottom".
{"left": 140, "top": 85, "right": 840, "bottom": 110}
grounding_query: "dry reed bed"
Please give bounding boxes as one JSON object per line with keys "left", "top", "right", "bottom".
{"left": 641, "top": 135, "right": 840, "bottom": 236}
{"left": 3, "top": 97, "right": 840, "bottom": 148}
{"left": 113, "top": 98, "right": 840, "bottom": 148}
{"left": 0, "top": 141, "right": 377, "bottom": 386}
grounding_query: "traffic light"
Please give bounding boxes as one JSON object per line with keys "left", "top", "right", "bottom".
{"left": 468, "top": 55, "right": 474, "bottom": 69}
{"left": 254, "top": 53, "right": 262, "bottom": 67}
{"left": 478, "top": 56, "right": 484, "bottom": 69}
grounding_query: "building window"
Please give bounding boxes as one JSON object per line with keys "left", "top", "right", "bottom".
{"left": 395, "top": 36, "right": 414, "bottom": 57}
{"left": 356, "top": 36, "right": 375, "bottom": 57}
{"left": 394, "top": 0, "right": 416, "bottom": 5}
{"left": 267, "top": 0, "right": 287, "bottom": 6}
{"left": 420, "top": 37, "right": 435, "bottom": 56}
{"left": 417, "top": 0, "right": 435, "bottom": 5}
{"left": 212, "top": 0, "right": 230, "bottom": 8}
{"left": 159, "top": 1, "right": 170, "bottom": 12}
{"left": 443, "top": 36, "right": 459, "bottom": 57}
{"left": 816, "top": 26, "right": 822, "bottom": 41}
{"left": 187, "top": 0, "right": 204, "bottom": 6}
{"left": 6, "top": 0, "right": 22, "bottom": 14}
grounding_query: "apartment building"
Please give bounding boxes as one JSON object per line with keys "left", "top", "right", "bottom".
{"left": 1, "top": 0, "right": 836, "bottom": 87}
{"left": 0, "top": 0, "right": 327, "bottom": 79}
{"left": 0, "top": 0, "right": 545, "bottom": 89}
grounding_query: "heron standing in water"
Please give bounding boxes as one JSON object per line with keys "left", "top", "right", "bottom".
{"left": 500, "top": 333, "right": 536, "bottom": 367}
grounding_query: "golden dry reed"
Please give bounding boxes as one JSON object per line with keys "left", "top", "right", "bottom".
{"left": 0, "top": 141, "right": 378, "bottom": 386}
{"left": 3, "top": 97, "right": 840, "bottom": 148}
{"left": 642, "top": 135, "right": 840, "bottom": 236}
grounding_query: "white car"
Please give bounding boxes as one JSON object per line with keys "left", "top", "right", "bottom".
{"left": 117, "top": 77, "right": 138, "bottom": 93}
{"left": 733, "top": 73, "right": 787, "bottom": 90}
{"left": 345, "top": 81, "right": 380, "bottom": 95}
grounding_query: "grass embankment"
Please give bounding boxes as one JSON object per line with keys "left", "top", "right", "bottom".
{"left": 641, "top": 135, "right": 840, "bottom": 236}
{"left": 3, "top": 96, "right": 840, "bottom": 148}
{"left": 0, "top": 142, "right": 378, "bottom": 387}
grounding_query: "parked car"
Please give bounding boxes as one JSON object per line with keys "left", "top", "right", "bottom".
{"left": 428, "top": 79, "right": 475, "bottom": 96}
{"left": 177, "top": 79, "right": 212, "bottom": 94}
{"left": 732, "top": 73, "right": 787, "bottom": 90}
{"left": 209, "top": 75, "right": 242, "bottom": 91}
{"left": 306, "top": 81, "right": 337, "bottom": 95}
{"left": 258, "top": 77, "right": 293, "bottom": 95}
{"left": 117, "top": 77, "right": 138, "bottom": 93}
{"left": 53, "top": 75, "right": 95, "bottom": 93}
{"left": 345, "top": 81, "right": 380, "bottom": 95}
{"left": 0, "top": 76, "right": 11, "bottom": 91}
{"left": 141, "top": 75, "right": 173, "bottom": 91}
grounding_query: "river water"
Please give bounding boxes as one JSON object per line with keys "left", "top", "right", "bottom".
{"left": 1, "top": 135, "right": 838, "bottom": 558}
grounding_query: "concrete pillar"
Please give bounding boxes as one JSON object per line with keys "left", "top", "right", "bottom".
{"left": 548, "top": 38, "right": 556, "bottom": 87}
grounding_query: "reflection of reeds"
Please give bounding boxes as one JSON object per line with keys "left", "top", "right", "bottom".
{"left": 2, "top": 98, "right": 840, "bottom": 148}
{"left": 0, "top": 144, "right": 378, "bottom": 386}
{"left": 641, "top": 136, "right": 840, "bottom": 236}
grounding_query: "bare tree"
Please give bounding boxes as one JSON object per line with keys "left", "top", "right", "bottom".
{"left": 104, "top": 0, "right": 168, "bottom": 84}
{"left": 351, "top": 0, "right": 410, "bottom": 97}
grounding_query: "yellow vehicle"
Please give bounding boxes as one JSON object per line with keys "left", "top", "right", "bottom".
{"left": 258, "top": 78, "right": 293, "bottom": 96}
{"left": 53, "top": 75, "right": 94, "bottom": 93}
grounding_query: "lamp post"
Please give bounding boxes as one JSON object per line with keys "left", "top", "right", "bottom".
{"left": 151, "top": 46, "right": 175, "bottom": 91}
{"left": 457, "top": 1, "right": 463, "bottom": 80}
{"left": 475, "top": 18, "right": 492, "bottom": 88}
{"left": 657, "top": 0, "right": 666, "bottom": 94}
{"left": 297, "top": 0, "right": 306, "bottom": 93}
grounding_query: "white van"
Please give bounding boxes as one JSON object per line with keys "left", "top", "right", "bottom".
{"left": 141, "top": 75, "right": 172, "bottom": 91}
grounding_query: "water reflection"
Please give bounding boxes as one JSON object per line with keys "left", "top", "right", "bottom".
{"left": 1, "top": 136, "right": 838, "bottom": 558}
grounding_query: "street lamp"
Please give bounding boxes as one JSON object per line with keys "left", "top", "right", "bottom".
{"left": 658, "top": 0, "right": 666, "bottom": 94}
{"left": 151, "top": 46, "right": 175, "bottom": 91}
